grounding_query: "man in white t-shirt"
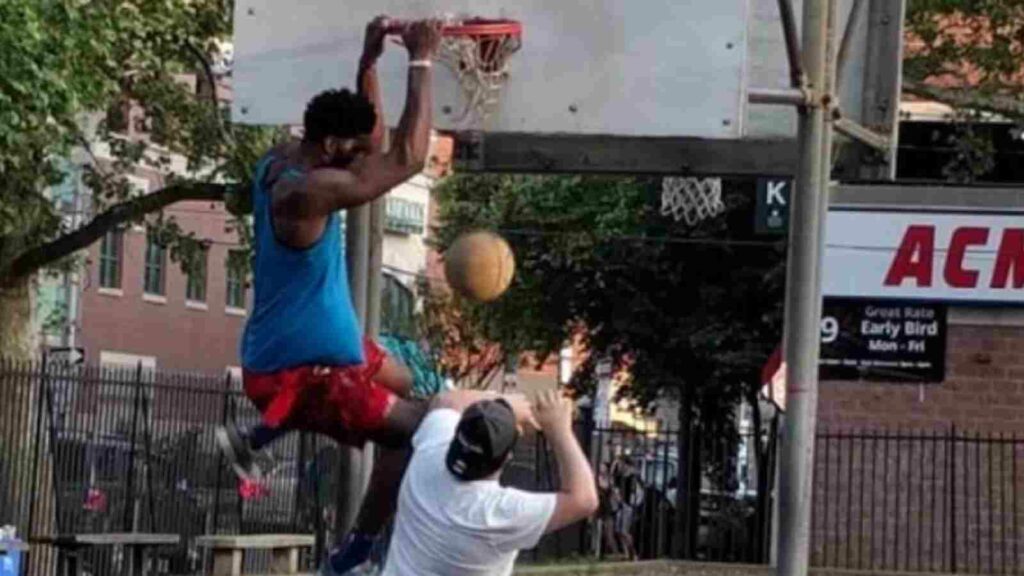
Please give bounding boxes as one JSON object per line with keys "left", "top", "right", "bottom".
{"left": 383, "top": 390, "right": 599, "bottom": 576}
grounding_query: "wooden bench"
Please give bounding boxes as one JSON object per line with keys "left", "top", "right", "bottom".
{"left": 34, "top": 533, "right": 180, "bottom": 576}
{"left": 196, "top": 534, "right": 316, "bottom": 576}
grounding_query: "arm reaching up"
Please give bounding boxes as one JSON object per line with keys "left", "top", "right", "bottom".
{"left": 534, "top": 390, "right": 599, "bottom": 533}
{"left": 276, "top": 19, "right": 443, "bottom": 219}
{"left": 358, "top": 16, "right": 389, "bottom": 152}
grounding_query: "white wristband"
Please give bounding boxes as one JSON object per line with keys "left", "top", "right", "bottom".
{"left": 409, "top": 59, "right": 433, "bottom": 69}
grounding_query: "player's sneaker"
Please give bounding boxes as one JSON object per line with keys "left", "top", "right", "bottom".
{"left": 318, "top": 533, "right": 377, "bottom": 575}
{"left": 215, "top": 423, "right": 273, "bottom": 481}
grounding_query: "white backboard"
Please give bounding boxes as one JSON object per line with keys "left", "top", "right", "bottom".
{"left": 232, "top": 0, "right": 751, "bottom": 139}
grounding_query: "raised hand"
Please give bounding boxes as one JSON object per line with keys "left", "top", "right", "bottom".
{"left": 362, "top": 15, "right": 390, "bottom": 63}
{"left": 401, "top": 19, "right": 444, "bottom": 61}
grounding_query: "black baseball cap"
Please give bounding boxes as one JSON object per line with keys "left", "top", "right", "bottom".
{"left": 446, "top": 398, "right": 519, "bottom": 481}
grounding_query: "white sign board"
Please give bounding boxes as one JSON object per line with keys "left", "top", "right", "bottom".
{"left": 824, "top": 210, "right": 1024, "bottom": 304}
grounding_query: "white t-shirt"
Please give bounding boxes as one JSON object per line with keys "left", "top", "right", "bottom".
{"left": 383, "top": 409, "right": 557, "bottom": 576}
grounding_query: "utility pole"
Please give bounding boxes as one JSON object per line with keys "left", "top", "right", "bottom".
{"left": 337, "top": 203, "right": 371, "bottom": 540}
{"left": 775, "top": 0, "right": 835, "bottom": 575}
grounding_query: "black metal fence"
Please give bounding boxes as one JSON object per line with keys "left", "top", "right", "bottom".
{"left": 15, "top": 358, "right": 1024, "bottom": 575}
{"left": 0, "top": 358, "right": 330, "bottom": 574}
{"left": 812, "top": 428, "right": 1024, "bottom": 574}
{"left": 520, "top": 419, "right": 776, "bottom": 565}
{"left": 1, "top": 358, "right": 783, "bottom": 574}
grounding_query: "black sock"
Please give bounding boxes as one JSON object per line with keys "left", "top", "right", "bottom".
{"left": 247, "top": 424, "right": 289, "bottom": 452}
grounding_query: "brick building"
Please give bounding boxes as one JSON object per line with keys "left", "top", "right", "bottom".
{"left": 79, "top": 197, "right": 247, "bottom": 374}
{"left": 806, "top": 186, "right": 1024, "bottom": 573}
{"left": 73, "top": 164, "right": 448, "bottom": 374}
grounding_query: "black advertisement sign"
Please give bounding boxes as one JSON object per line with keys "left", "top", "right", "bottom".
{"left": 819, "top": 298, "right": 947, "bottom": 382}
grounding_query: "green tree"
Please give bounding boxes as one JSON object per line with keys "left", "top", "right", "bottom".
{"left": 905, "top": 0, "right": 1024, "bottom": 119}
{"left": 428, "top": 174, "right": 786, "bottom": 557}
{"left": 0, "top": 0, "right": 279, "bottom": 355}
{"left": 429, "top": 174, "right": 786, "bottom": 430}
{"left": 0, "top": 2, "right": 277, "bottom": 561}
{"left": 904, "top": 1, "right": 1024, "bottom": 181}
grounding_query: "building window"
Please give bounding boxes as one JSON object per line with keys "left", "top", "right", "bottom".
{"left": 98, "top": 351, "right": 156, "bottom": 428}
{"left": 99, "top": 230, "right": 123, "bottom": 289}
{"left": 226, "top": 250, "right": 246, "bottom": 310}
{"left": 385, "top": 198, "right": 426, "bottom": 235}
{"left": 186, "top": 248, "right": 208, "bottom": 303}
{"left": 382, "top": 274, "right": 415, "bottom": 337}
{"left": 144, "top": 232, "right": 166, "bottom": 296}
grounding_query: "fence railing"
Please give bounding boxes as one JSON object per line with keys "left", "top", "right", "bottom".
{"left": 812, "top": 428, "right": 1024, "bottom": 574}
{"left": 0, "top": 358, "right": 327, "bottom": 574}
{"left": 15, "top": 359, "right": 1021, "bottom": 574}
{"left": 1, "top": 358, "right": 780, "bottom": 573}
{"left": 518, "top": 420, "right": 776, "bottom": 565}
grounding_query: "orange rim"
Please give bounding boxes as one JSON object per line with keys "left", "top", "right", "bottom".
{"left": 386, "top": 18, "right": 522, "bottom": 38}
{"left": 443, "top": 18, "right": 522, "bottom": 38}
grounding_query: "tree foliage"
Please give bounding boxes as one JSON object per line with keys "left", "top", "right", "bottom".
{"left": 428, "top": 175, "right": 786, "bottom": 428}
{"left": 906, "top": 0, "right": 1024, "bottom": 119}
{"left": 903, "top": 1, "right": 1024, "bottom": 181}
{"left": 0, "top": 0, "right": 280, "bottom": 297}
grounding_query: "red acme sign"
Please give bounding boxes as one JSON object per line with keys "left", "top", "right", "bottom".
{"left": 884, "top": 225, "right": 1024, "bottom": 290}
{"left": 824, "top": 210, "right": 1024, "bottom": 304}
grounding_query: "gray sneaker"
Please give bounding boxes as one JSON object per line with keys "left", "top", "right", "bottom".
{"left": 215, "top": 424, "right": 266, "bottom": 481}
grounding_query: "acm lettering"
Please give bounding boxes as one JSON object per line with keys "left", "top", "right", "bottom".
{"left": 884, "top": 225, "right": 1024, "bottom": 290}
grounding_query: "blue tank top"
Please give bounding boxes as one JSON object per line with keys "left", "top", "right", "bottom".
{"left": 241, "top": 155, "right": 364, "bottom": 372}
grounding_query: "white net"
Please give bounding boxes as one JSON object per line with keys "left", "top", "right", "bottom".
{"left": 436, "top": 20, "right": 521, "bottom": 127}
{"left": 660, "top": 176, "right": 726, "bottom": 227}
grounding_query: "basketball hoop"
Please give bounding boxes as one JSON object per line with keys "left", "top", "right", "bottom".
{"left": 389, "top": 18, "right": 522, "bottom": 127}
{"left": 660, "top": 176, "right": 726, "bottom": 227}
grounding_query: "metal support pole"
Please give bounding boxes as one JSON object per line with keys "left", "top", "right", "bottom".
{"left": 337, "top": 204, "right": 371, "bottom": 539}
{"left": 861, "top": 0, "right": 907, "bottom": 180}
{"left": 367, "top": 203, "right": 385, "bottom": 339}
{"left": 749, "top": 88, "right": 811, "bottom": 107}
{"left": 833, "top": 117, "right": 891, "bottom": 153}
{"left": 834, "top": 0, "right": 907, "bottom": 180}
{"left": 776, "top": 0, "right": 805, "bottom": 88}
{"left": 776, "top": 0, "right": 834, "bottom": 575}
{"left": 360, "top": 192, "right": 387, "bottom": 493}
{"left": 835, "top": 0, "right": 866, "bottom": 95}
{"left": 347, "top": 206, "right": 371, "bottom": 327}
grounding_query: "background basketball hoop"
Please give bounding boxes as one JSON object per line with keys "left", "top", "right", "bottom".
{"left": 660, "top": 176, "right": 726, "bottom": 227}
{"left": 389, "top": 18, "right": 523, "bottom": 127}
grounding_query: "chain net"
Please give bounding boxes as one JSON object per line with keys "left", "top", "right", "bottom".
{"left": 660, "top": 177, "right": 726, "bottom": 227}
{"left": 436, "top": 20, "right": 522, "bottom": 127}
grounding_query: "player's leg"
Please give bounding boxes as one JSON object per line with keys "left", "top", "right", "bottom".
{"left": 216, "top": 367, "right": 308, "bottom": 481}
{"left": 375, "top": 351, "right": 414, "bottom": 398}
{"left": 322, "top": 396, "right": 427, "bottom": 575}
{"left": 354, "top": 396, "right": 427, "bottom": 529}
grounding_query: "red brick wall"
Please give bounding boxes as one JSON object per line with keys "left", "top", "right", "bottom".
{"left": 817, "top": 323, "right": 1024, "bottom": 433}
{"left": 80, "top": 198, "right": 247, "bottom": 374}
{"left": 811, "top": 319, "right": 1024, "bottom": 573}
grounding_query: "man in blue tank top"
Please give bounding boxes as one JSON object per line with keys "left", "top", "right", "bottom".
{"left": 214, "top": 18, "right": 445, "bottom": 575}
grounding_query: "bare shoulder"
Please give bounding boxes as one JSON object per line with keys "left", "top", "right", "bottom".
{"left": 266, "top": 143, "right": 304, "bottom": 194}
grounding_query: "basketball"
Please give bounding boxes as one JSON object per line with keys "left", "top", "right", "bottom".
{"left": 443, "top": 231, "right": 516, "bottom": 302}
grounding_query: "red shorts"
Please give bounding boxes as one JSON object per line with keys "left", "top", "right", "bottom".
{"left": 243, "top": 339, "right": 394, "bottom": 446}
